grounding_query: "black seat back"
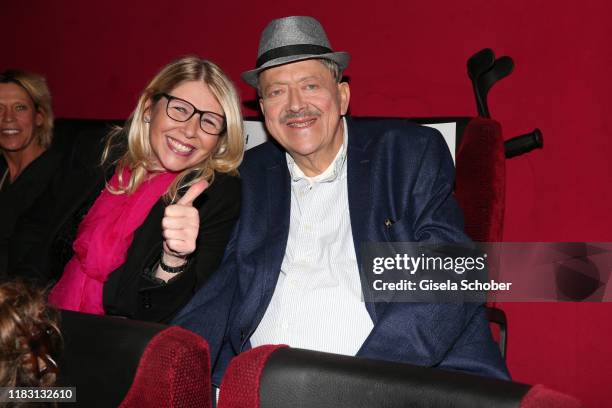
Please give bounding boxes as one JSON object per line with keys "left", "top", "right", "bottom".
{"left": 56, "top": 310, "right": 167, "bottom": 408}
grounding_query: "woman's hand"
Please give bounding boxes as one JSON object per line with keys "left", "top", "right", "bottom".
{"left": 156, "top": 180, "right": 208, "bottom": 281}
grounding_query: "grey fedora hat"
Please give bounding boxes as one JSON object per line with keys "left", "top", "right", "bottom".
{"left": 241, "top": 16, "right": 350, "bottom": 88}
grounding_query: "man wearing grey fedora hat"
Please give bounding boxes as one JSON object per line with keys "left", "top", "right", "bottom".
{"left": 175, "top": 16, "right": 509, "bottom": 388}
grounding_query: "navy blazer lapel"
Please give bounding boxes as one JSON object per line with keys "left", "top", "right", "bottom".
{"left": 346, "top": 118, "right": 377, "bottom": 320}
{"left": 346, "top": 117, "right": 373, "bottom": 261}
{"left": 264, "top": 157, "right": 291, "bottom": 301}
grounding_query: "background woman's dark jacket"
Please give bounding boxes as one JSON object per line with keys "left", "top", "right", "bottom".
{"left": 0, "top": 148, "right": 62, "bottom": 278}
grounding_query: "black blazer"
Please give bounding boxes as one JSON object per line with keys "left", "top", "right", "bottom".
{"left": 15, "top": 143, "right": 241, "bottom": 322}
{"left": 0, "top": 148, "right": 62, "bottom": 278}
{"left": 103, "top": 172, "right": 241, "bottom": 323}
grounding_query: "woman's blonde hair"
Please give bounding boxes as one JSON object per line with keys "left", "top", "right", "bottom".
{"left": 102, "top": 56, "right": 244, "bottom": 202}
{"left": 0, "top": 69, "right": 54, "bottom": 149}
{"left": 0, "top": 280, "right": 61, "bottom": 388}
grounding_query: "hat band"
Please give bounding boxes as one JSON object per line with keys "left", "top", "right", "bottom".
{"left": 256, "top": 44, "right": 333, "bottom": 68}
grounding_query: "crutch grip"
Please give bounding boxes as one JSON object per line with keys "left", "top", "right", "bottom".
{"left": 505, "top": 129, "right": 543, "bottom": 158}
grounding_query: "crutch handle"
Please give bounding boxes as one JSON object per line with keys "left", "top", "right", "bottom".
{"left": 505, "top": 129, "right": 543, "bottom": 158}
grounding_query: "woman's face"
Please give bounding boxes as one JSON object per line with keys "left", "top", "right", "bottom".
{"left": 0, "top": 83, "right": 43, "bottom": 153}
{"left": 147, "top": 80, "right": 223, "bottom": 173}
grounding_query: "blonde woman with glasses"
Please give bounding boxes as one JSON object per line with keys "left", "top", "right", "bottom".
{"left": 46, "top": 56, "right": 244, "bottom": 322}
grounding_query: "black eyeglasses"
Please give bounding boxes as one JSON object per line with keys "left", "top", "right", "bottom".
{"left": 157, "top": 93, "right": 226, "bottom": 135}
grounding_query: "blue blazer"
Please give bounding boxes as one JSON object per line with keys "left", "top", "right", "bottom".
{"left": 174, "top": 117, "right": 509, "bottom": 385}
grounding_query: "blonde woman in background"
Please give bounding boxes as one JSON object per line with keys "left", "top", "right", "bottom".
{"left": 0, "top": 70, "right": 59, "bottom": 278}
{"left": 44, "top": 56, "right": 243, "bottom": 322}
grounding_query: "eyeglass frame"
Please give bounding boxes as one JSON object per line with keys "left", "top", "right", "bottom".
{"left": 154, "top": 92, "right": 226, "bottom": 135}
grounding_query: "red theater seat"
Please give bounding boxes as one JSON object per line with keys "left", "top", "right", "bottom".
{"left": 217, "top": 345, "right": 583, "bottom": 408}
{"left": 454, "top": 116, "right": 506, "bottom": 244}
{"left": 118, "top": 326, "right": 211, "bottom": 408}
{"left": 453, "top": 116, "right": 508, "bottom": 358}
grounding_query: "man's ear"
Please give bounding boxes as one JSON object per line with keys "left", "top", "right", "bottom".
{"left": 338, "top": 82, "right": 350, "bottom": 116}
{"left": 259, "top": 98, "right": 266, "bottom": 117}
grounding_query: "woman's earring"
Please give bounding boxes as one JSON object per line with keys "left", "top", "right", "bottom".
{"left": 144, "top": 116, "right": 151, "bottom": 123}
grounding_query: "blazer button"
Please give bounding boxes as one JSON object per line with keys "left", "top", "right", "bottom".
{"left": 142, "top": 293, "right": 152, "bottom": 309}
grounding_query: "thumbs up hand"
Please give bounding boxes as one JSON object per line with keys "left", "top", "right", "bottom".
{"left": 161, "top": 180, "right": 209, "bottom": 263}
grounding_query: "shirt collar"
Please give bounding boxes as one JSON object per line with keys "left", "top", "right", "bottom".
{"left": 286, "top": 117, "right": 349, "bottom": 185}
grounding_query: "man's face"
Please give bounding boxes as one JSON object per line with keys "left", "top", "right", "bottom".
{"left": 258, "top": 59, "right": 350, "bottom": 173}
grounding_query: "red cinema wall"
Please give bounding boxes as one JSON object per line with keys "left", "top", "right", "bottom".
{"left": 3, "top": 1, "right": 612, "bottom": 406}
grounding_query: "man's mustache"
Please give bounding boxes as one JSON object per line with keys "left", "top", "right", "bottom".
{"left": 280, "top": 110, "right": 321, "bottom": 124}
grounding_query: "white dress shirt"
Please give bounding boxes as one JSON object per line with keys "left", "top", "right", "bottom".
{"left": 250, "top": 118, "right": 374, "bottom": 355}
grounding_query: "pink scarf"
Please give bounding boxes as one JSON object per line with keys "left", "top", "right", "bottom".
{"left": 48, "top": 168, "right": 177, "bottom": 314}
